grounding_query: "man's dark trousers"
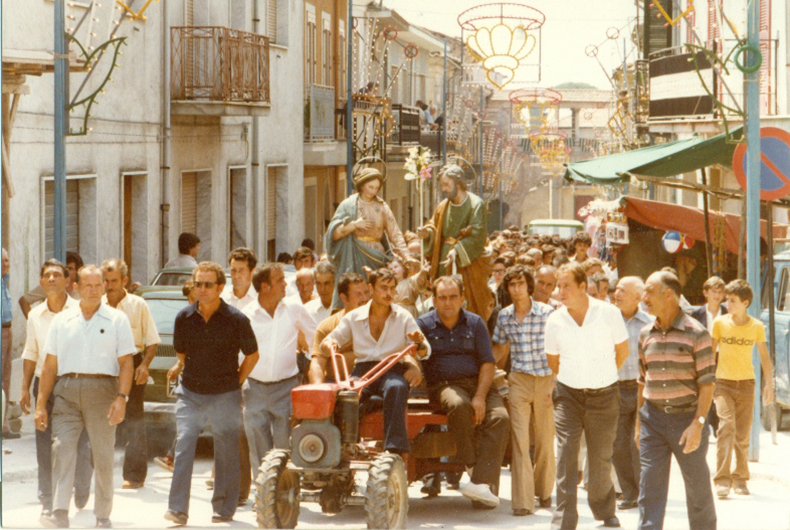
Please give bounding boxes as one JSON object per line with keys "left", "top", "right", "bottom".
{"left": 121, "top": 352, "right": 147, "bottom": 483}
{"left": 354, "top": 362, "right": 410, "bottom": 453}
{"left": 637, "top": 401, "right": 716, "bottom": 530}
{"left": 552, "top": 382, "right": 619, "bottom": 530}
{"left": 34, "top": 377, "right": 93, "bottom": 511}
{"left": 612, "top": 380, "right": 640, "bottom": 503}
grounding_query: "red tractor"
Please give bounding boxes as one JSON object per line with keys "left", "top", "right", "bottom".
{"left": 253, "top": 345, "right": 462, "bottom": 529}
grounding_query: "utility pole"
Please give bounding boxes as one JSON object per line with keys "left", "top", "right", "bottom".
{"left": 54, "top": 0, "right": 68, "bottom": 262}
{"left": 745, "top": 0, "right": 761, "bottom": 461}
{"left": 345, "top": 0, "right": 354, "bottom": 196}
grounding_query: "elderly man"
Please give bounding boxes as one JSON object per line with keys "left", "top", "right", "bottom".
{"left": 164, "top": 262, "right": 259, "bottom": 526}
{"left": 35, "top": 265, "right": 136, "bottom": 529}
{"left": 286, "top": 247, "right": 316, "bottom": 298}
{"left": 419, "top": 164, "right": 493, "bottom": 321}
{"left": 242, "top": 263, "right": 317, "bottom": 470}
{"left": 637, "top": 271, "right": 716, "bottom": 530}
{"left": 491, "top": 265, "right": 556, "bottom": 516}
{"left": 545, "top": 263, "right": 630, "bottom": 530}
{"left": 612, "top": 277, "right": 651, "bottom": 511}
{"left": 418, "top": 276, "right": 509, "bottom": 508}
{"left": 20, "top": 259, "right": 92, "bottom": 518}
{"left": 322, "top": 268, "right": 429, "bottom": 453}
{"left": 533, "top": 265, "right": 561, "bottom": 309}
{"left": 309, "top": 272, "right": 369, "bottom": 384}
{"left": 305, "top": 261, "right": 335, "bottom": 325}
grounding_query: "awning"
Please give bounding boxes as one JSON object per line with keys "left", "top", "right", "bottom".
{"left": 621, "top": 195, "right": 786, "bottom": 255}
{"left": 563, "top": 127, "right": 743, "bottom": 185}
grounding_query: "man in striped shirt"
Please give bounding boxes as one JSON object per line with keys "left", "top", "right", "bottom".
{"left": 637, "top": 271, "right": 717, "bottom": 530}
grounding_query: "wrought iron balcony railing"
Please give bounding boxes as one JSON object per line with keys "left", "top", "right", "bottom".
{"left": 171, "top": 26, "right": 270, "bottom": 104}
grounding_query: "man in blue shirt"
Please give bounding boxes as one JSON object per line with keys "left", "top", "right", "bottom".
{"left": 2, "top": 247, "right": 17, "bottom": 438}
{"left": 417, "top": 276, "right": 509, "bottom": 508}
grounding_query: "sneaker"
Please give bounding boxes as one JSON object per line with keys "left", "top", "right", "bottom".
{"left": 716, "top": 484, "right": 730, "bottom": 498}
{"left": 95, "top": 518, "right": 112, "bottom": 528}
{"left": 41, "top": 509, "right": 70, "bottom": 528}
{"left": 460, "top": 482, "right": 500, "bottom": 507}
{"left": 164, "top": 509, "right": 188, "bottom": 526}
{"left": 154, "top": 456, "right": 174, "bottom": 473}
{"left": 733, "top": 484, "right": 750, "bottom": 495}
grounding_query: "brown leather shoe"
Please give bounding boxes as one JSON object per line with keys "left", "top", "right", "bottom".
{"left": 121, "top": 480, "right": 143, "bottom": 489}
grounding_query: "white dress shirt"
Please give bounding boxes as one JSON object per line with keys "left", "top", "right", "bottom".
{"left": 44, "top": 303, "right": 137, "bottom": 376}
{"left": 328, "top": 301, "right": 431, "bottom": 363}
{"left": 242, "top": 298, "right": 317, "bottom": 383}
{"left": 544, "top": 296, "right": 629, "bottom": 389}
{"left": 305, "top": 297, "right": 332, "bottom": 325}
{"left": 22, "top": 295, "right": 79, "bottom": 377}
{"left": 164, "top": 254, "right": 198, "bottom": 269}
{"left": 221, "top": 284, "right": 257, "bottom": 311}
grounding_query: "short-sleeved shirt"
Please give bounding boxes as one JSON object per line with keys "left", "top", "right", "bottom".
{"left": 221, "top": 284, "right": 257, "bottom": 312}
{"left": 102, "top": 291, "right": 161, "bottom": 352}
{"left": 328, "top": 301, "right": 430, "bottom": 363}
{"left": 638, "top": 311, "right": 716, "bottom": 409}
{"left": 619, "top": 309, "right": 653, "bottom": 381}
{"left": 22, "top": 295, "right": 79, "bottom": 377}
{"left": 417, "top": 309, "right": 494, "bottom": 385}
{"left": 44, "top": 303, "right": 137, "bottom": 376}
{"left": 545, "top": 296, "right": 629, "bottom": 389}
{"left": 711, "top": 315, "right": 765, "bottom": 381}
{"left": 491, "top": 300, "right": 554, "bottom": 377}
{"left": 174, "top": 300, "right": 258, "bottom": 394}
{"left": 164, "top": 254, "right": 197, "bottom": 269}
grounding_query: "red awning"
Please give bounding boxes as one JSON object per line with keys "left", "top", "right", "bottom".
{"left": 622, "top": 197, "right": 787, "bottom": 255}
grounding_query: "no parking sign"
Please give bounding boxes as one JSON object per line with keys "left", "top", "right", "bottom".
{"left": 733, "top": 127, "right": 790, "bottom": 200}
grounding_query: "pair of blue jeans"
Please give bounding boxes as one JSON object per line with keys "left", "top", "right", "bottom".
{"left": 353, "top": 361, "right": 410, "bottom": 453}
{"left": 168, "top": 385, "right": 241, "bottom": 518}
{"left": 637, "top": 401, "right": 717, "bottom": 530}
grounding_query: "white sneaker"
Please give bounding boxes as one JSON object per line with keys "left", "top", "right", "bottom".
{"left": 460, "top": 482, "right": 500, "bottom": 507}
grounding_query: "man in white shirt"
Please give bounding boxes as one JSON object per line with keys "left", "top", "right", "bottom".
{"left": 242, "top": 263, "right": 318, "bottom": 469}
{"left": 304, "top": 261, "right": 335, "bottom": 325}
{"left": 35, "top": 265, "right": 136, "bottom": 529}
{"left": 164, "top": 232, "right": 200, "bottom": 269}
{"left": 20, "top": 259, "right": 92, "bottom": 519}
{"left": 544, "top": 262, "right": 630, "bottom": 530}
{"left": 285, "top": 247, "right": 316, "bottom": 298}
{"left": 321, "top": 267, "right": 429, "bottom": 453}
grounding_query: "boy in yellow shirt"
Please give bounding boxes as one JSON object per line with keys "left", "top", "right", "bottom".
{"left": 710, "top": 279, "right": 774, "bottom": 498}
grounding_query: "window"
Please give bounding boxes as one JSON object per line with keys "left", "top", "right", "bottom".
{"left": 266, "top": 166, "right": 286, "bottom": 261}
{"left": 322, "top": 15, "right": 332, "bottom": 86}
{"left": 181, "top": 171, "right": 212, "bottom": 261}
{"left": 267, "top": 0, "right": 277, "bottom": 42}
{"left": 305, "top": 6, "right": 317, "bottom": 86}
{"left": 229, "top": 167, "right": 247, "bottom": 250}
{"left": 41, "top": 174, "right": 98, "bottom": 265}
{"left": 339, "top": 21, "right": 346, "bottom": 97}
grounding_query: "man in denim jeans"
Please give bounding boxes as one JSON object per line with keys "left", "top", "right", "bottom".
{"left": 164, "top": 262, "right": 259, "bottom": 526}
{"left": 637, "top": 271, "right": 716, "bottom": 530}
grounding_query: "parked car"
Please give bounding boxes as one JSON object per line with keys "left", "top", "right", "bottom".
{"left": 761, "top": 251, "right": 790, "bottom": 430}
{"left": 526, "top": 219, "right": 584, "bottom": 239}
{"left": 150, "top": 266, "right": 295, "bottom": 287}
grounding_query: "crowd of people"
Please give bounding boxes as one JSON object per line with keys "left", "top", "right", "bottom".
{"left": 3, "top": 163, "right": 776, "bottom": 530}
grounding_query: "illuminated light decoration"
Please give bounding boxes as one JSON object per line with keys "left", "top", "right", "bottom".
{"left": 650, "top": 0, "right": 695, "bottom": 27}
{"left": 116, "top": 0, "right": 159, "bottom": 21}
{"left": 403, "top": 43, "right": 419, "bottom": 59}
{"left": 527, "top": 127, "right": 569, "bottom": 174}
{"left": 382, "top": 25, "right": 398, "bottom": 41}
{"left": 509, "top": 87, "right": 561, "bottom": 133}
{"left": 458, "top": 3, "right": 545, "bottom": 89}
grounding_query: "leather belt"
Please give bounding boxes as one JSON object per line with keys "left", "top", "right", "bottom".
{"left": 618, "top": 379, "right": 638, "bottom": 387}
{"left": 62, "top": 373, "right": 114, "bottom": 379}
{"left": 2, "top": 322, "right": 10, "bottom": 329}
{"left": 251, "top": 374, "right": 300, "bottom": 385}
{"left": 650, "top": 401, "right": 697, "bottom": 414}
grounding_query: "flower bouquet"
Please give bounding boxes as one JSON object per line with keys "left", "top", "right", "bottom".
{"left": 403, "top": 145, "right": 433, "bottom": 181}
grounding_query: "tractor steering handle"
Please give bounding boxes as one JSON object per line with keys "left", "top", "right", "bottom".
{"left": 329, "top": 344, "right": 418, "bottom": 394}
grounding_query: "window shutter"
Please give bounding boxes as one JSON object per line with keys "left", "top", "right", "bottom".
{"left": 181, "top": 172, "right": 198, "bottom": 234}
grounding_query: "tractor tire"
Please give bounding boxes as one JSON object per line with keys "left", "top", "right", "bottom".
{"left": 364, "top": 453, "right": 408, "bottom": 529}
{"left": 255, "top": 449, "right": 300, "bottom": 529}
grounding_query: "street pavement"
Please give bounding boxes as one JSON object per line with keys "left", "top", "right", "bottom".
{"left": 2, "top": 410, "right": 790, "bottom": 529}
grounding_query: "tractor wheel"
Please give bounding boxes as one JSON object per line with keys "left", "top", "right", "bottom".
{"left": 364, "top": 453, "right": 408, "bottom": 529}
{"left": 255, "top": 449, "right": 300, "bottom": 529}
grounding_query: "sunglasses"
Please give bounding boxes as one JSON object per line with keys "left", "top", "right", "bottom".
{"left": 194, "top": 281, "right": 217, "bottom": 289}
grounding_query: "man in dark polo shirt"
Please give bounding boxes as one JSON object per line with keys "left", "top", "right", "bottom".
{"left": 637, "top": 271, "right": 716, "bottom": 530}
{"left": 417, "top": 276, "right": 510, "bottom": 508}
{"left": 164, "top": 262, "right": 259, "bottom": 526}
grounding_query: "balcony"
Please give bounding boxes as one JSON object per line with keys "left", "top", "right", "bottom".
{"left": 304, "top": 84, "right": 338, "bottom": 142}
{"left": 388, "top": 104, "right": 421, "bottom": 146}
{"left": 170, "top": 26, "right": 270, "bottom": 117}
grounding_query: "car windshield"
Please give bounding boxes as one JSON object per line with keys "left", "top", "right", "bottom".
{"left": 153, "top": 272, "right": 192, "bottom": 286}
{"left": 145, "top": 297, "right": 189, "bottom": 335}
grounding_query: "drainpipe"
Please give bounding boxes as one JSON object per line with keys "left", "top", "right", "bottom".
{"left": 252, "top": 0, "right": 261, "bottom": 255}
{"left": 160, "top": 0, "right": 171, "bottom": 268}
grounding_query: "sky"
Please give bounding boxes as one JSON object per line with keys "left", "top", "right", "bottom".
{"left": 377, "top": 0, "right": 639, "bottom": 89}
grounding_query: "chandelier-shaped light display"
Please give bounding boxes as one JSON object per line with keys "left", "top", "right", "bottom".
{"left": 509, "top": 87, "right": 562, "bottom": 131}
{"left": 458, "top": 3, "right": 545, "bottom": 89}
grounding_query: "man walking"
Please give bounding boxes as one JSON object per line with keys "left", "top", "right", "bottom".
{"left": 322, "top": 268, "right": 429, "bottom": 454}
{"left": 20, "top": 259, "right": 92, "bottom": 518}
{"left": 491, "top": 265, "right": 555, "bottom": 516}
{"left": 418, "top": 276, "right": 509, "bottom": 508}
{"left": 35, "top": 264, "right": 137, "bottom": 529}
{"left": 612, "top": 276, "right": 651, "bottom": 510}
{"left": 545, "top": 262, "right": 630, "bottom": 530}
{"left": 242, "top": 263, "right": 317, "bottom": 470}
{"left": 637, "top": 271, "right": 717, "bottom": 530}
{"left": 101, "top": 259, "right": 161, "bottom": 490}
{"left": 2, "top": 247, "right": 17, "bottom": 438}
{"left": 305, "top": 261, "right": 335, "bottom": 325}
{"left": 164, "top": 262, "right": 259, "bottom": 525}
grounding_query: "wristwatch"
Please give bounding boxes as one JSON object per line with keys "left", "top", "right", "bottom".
{"left": 117, "top": 392, "right": 129, "bottom": 402}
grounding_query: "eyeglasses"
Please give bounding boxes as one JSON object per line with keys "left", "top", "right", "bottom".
{"left": 194, "top": 281, "right": 217, "bottom": 289}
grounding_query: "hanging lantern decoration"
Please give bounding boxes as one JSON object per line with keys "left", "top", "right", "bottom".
{"left": 662, "top": 231, "right": 684, "bottom": 253}
{"left": 510, "top": 88, "right": 562, "bottom": 132}
{"left": 458, "top": 3, "right": 545, "bottom": 89}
